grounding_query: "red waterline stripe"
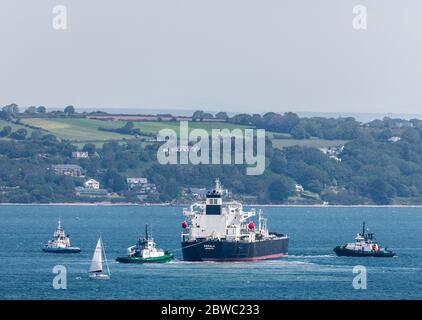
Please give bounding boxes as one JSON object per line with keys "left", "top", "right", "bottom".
{"left": 202, "top": 253, "right": 288, "bottom": 262}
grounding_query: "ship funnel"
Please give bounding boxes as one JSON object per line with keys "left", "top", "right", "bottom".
{"left": 206, "top": 179, "right": 223, "bottom": 215}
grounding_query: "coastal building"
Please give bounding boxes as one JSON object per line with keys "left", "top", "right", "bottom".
{"left": 84, "top": 179, "right": 100, "bottom": 189}
{"left": 52, "top": 164, "right": 84, "bottom": 177}
{"left": 138, "top": 183, "right": 157, "bottom": 195}
{"left": 75, "top": 186, "right": 108, "bottom": 197}
{"left": 127, "top": 178, "right": 157, "bottom": 196}
{"left": 72, "top": 151, "right": 89, "bottom": 159}
{"left": 295, "top": 184, "right": 304, "bottom": 193}
{"left": 319, "top": 145, "right": 344, "bottom": 162}
{"left": 127, "top": 178, "right": 148, "bottom": 190}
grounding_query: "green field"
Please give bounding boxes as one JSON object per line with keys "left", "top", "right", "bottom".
{"left": 21, "top": 118, "right": 133, "bottom": 142}
{"left": 21, "top": 118, "right": 251, "bottom": 142}
{"left": 131, "top": 120, "right": 250, "bottom": 136}
{"left": 18, "top": 117, "right": 348, "bottom": 151}
{"left": 272, "top": 138, "right": 348, "bottom": 149}
{"left": 1, "top": 119, "right": 35, "bottom": 132}
{"left": 0, "top": 119, "right": 36, "bottom": 138}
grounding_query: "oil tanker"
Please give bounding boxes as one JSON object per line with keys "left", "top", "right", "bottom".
{"left": 181, "top": 179, "right": 289, "bottom": 261}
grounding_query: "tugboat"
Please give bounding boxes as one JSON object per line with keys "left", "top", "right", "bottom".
{"left": 181, "top": 179, "right": 289, "bottom": 261}
{"left": 334, "top": 222, "right": 395, "bottom": 257}
{"left": 42, "top": 220, "right": 81, "bottom": 253}
{"left": 116, "top": 224, "right": 173, "bottom": 263}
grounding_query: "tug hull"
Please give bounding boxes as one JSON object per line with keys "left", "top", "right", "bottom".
{"left": 116, "top": 252, "right": 174, "bottom": 263}
{"left": 334, "top": 246, "right": 395, "bottom": 257}
{"left": 182, "top": 237, "right": 288, "bottom": 262}
{"left": 42, "top": 247, "right": 81, "bottom": 253}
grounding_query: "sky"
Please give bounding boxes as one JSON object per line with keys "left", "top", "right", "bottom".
{"left": 0, "top": 0, "right": 421, "bottom": 115}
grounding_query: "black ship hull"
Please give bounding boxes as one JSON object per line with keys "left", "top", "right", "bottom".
{"left": 181, "top": 237, "right": 289, "bottom": 262}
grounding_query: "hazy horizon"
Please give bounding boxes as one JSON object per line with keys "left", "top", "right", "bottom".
{"left": 74, "top": 107, "right": 422, "bottom": 123}
{"left": 1, "top": 1, "right": 421, "bottom": 114}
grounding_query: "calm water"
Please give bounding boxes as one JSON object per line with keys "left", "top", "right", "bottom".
{"left": 0, "top": 205, "right": 421, "bottom": 300}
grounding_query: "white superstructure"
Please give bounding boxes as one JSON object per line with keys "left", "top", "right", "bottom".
{"left": 182, "top": 179, "right": 274, "bottom": 243}
{"left": 344, "top": 232, "right": 379, "bottom": 252}
{"left": 46, "top": 220, "right": 71, "bottom": 249}
{"left": 127, "top": 225, "right": 166, "bottom": 259}
{"left": 343, "top": 222, "right": 382, "bottom": 253}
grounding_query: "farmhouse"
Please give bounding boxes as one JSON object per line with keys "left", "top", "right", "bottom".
{"left": 72, "top": 151, "right": 89, "bottom": 159}
{"left": 52, "top": 164, "right": 83, "bottom": 177}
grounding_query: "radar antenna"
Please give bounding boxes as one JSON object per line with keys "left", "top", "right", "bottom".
{"left": 215, "top": 178, "right": 222, "bottom": 192}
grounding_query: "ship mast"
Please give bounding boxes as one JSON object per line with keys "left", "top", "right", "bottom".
{"left": 145, "top": 224, "right": 149, "bottom": 241}
{"left": 215, "top": 178, "right": 222, "bottom": 193}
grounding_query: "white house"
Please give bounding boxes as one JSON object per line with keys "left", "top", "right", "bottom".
{"left": 295, "top": 184, "right": 304, "bottom": 193}
{"left": 84, "top": 179, "right": 100, "bottom": 189}
{"left": 388, "top": 136, "right": 401, "bottom": 143}
{"left": 52, "top": 164, "right": 83, "bottom": 177}
{"left": 319, "top": 145, "right": 344, "bottom": 156}
{"left": 319, "top": 145, "right": 344, "bottom": 162}
{"left": 127, "top": 178, "right": 148, "bottom": 190}
{"left": 72, "top": 151, "right": 89, "bottom": 159}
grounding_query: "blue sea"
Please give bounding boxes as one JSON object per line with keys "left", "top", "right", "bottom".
{"left": 0, "top": 205, "right": 421, "bottom": 300}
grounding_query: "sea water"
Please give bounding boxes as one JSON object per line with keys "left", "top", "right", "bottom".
{"left": 0, "top": 205, "right": 421, "bottom": 300}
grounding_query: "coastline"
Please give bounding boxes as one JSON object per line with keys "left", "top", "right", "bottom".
{"left": 2, "top": 202, "right": 422, "bottom": 208}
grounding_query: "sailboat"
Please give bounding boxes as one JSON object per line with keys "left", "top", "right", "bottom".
{"left": 88, "top": 237, "right": 110, "bottom": 280}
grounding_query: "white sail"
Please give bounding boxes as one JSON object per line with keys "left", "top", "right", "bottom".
{"left": 89, "top": 238, "right": 103, "bottom": 273}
